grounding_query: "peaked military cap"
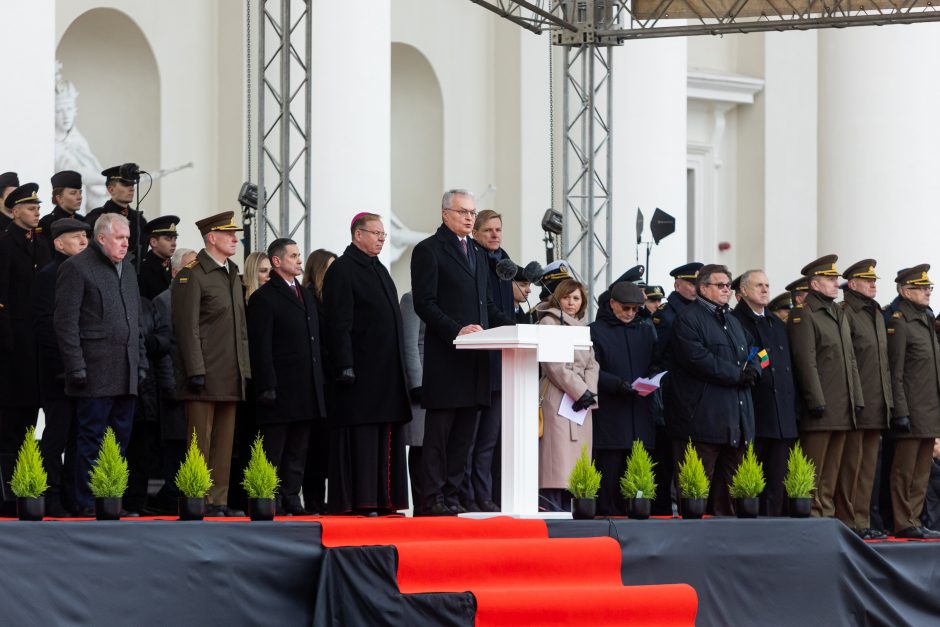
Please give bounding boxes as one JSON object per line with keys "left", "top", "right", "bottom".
{"left": 896, "top": 264, "right": 933, "bottom": 286}
{"left": 196, "top": 211, "right": 243, "bottom": 237}
{"left": 0, "top": 172, "right": 19, "bottom": 189}
{"left": 768, "top": 292, "right": 792, "bottom": 311}
{"left": 4, "top": 183, "right": 41, "bottom": 210}
{"left": 50, "top": 170, "right": 82, "bottom": 189}
{"left": 101, "top": 165, "right": 137, "bottom": 186}
{"left": 50, "top": 217, "right": 91, "bottom": 239}
{"left": 644, "top": 285, "right": 665, "bottom": 300}
{"left": 785, "top": 277, "right": 809, "bottom": 293}
{"left": 670, "top": 262, "right": 703, "bottom": 281}
{"left": 842, "top": 259, "right": 879, "bottom": 280}
{"left": 614, "top": 265, "right": 645, "bottom": 284}
{"left": 610, "top": 282, "right": 645, "bottom": 305}
{"left": 539, "top": 259, "right": 578, "bottom": 296}
{"left": 801, "top": 254, "right": 840, "bottom": 277}
{"left": 147, "top": 215, "right": 180, "bottom": 237}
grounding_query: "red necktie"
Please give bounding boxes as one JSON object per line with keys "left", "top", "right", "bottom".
{"left": 294, "top": 283, "right": 303, "bottom": 301}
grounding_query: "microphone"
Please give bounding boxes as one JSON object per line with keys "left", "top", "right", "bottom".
{"left": 495, "top": 258, "right": 519, "bottom": 281}
{"left": 523, "top": 261, "right": 544, "bottom": 283}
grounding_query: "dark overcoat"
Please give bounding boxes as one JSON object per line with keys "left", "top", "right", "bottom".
{"left": 0, "top": 223, "right": 52, "bottom": 407}
{"left": 664, "top": 299, "right": 756, "bottom": 446}
{"left": 885, "top": 299, "right": 940, "bottom": 439}
{"left": 731, "top": 301, "right": 800, "bottom": 440}
{"left": 153, "top": 288, "right": 187, "bottom": 440}
{"left": 411, "top": 224, "right": 513, "bottom": 410}
{"left": 247, "top": 276, "right": 326, "bottom": 425}
{"left": 322, "top": 244, "right": 410, "bottom": 427}
{"left": 841, "top": 289, "right": 893, "bottom": 430}
{"left": 32, "top": 252, "right": 68, "bottom": 403}
{"left": 589, "top": 302, "right": 658, "bottom": 450}
{"left": 139, "top": 250, "right": 172, "bottom": 300}
{"left": 54, "top": 242, "right": 145, "bottom": 398}
{"left": 788, "top": 290, "right": 864, "bottom": 431}
{"left": 480, "top": 245, "right": 516, "bottom": 391}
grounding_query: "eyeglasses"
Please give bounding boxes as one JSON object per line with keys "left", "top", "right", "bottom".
{"left": 615, "top": 304, "right": 641, "bottom": 312}
{"left": 445, "top": 208, "right": 477, "bottom": 219}
{"left": 357, "top": 228, "right": 387, "bottom": 239}
{"left": 908, "top": 285, "right": 934, "bottom": 292}
{"left": 706, "top": 282, "right": 732, "bottom": 290}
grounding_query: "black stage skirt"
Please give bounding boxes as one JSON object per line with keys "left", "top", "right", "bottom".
{"left": 328, "top": 422, "right": 409, "bottom": 514}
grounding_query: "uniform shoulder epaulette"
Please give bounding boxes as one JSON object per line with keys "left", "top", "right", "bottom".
{"left": 794, "top": 303, "right": 804, "bottom": 309}
{"left": 892, "top": 311, "right": 902, "bottom": 319}
{"left": 652, "top": 316, "right": 661, "bottom": 325}
{"left": 35, "top": 227, "right": 42, "bottom": 234}
{"left": 657, "top": 302, "right": 668, "bottom": 311}
{"left": 184, "top": 259, "right": 199, "bottom": 269}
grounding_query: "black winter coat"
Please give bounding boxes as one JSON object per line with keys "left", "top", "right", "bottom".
{"left": 731, "top": 301, "right": 800, "bottom": 440}
{"left": 153, "top": 288, "right": 187, "bottom": 440}
{"left": 665, "top": 298, "right": 757, "bottom": 446}
{"left": 0, "top": 223, "right": 51, "bottom": 407}
{"left": 322, "top": 244, "right": 410, "bottom": 427}
{"left": 411, "top": 224, "right": 514, "bottom": 410}
{"left": 481, "top": 246, "right": 516, "bottom": 391}
{"left": 32, "top": 252, "right": 67, "bottom": 403}
{"left": 589, "top": 303, "right": 658, "bottom": 450}
{"left": 138, "top": 297, "right": 171, "bottom": 422}
{"left": 248, "top": 276, "right": 326, "bottom": 425}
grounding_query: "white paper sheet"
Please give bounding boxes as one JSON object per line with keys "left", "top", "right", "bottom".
{"left": 631, "top": 371, "right": 668, "bottom": 397}
{"left": 558, "top": 392, "right": 588, "bottom": 425}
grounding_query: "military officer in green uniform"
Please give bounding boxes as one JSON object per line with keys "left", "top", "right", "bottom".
{"left": 171, "top": 211, "right": 251, "bottom": 517}
{"left": 839, "top": 260, "right": 892, "bottom": 539}
{"left": 885, "top": 265, "right": 940, "bottom": 539}
{"left": 789, "top": 254, "right": 864, "bottom": 519}
{"left": 786, "top": 276, "right": 810, "bottom": 308}
{"left": 768, "top": 292, "right": 792, "bottom": 323}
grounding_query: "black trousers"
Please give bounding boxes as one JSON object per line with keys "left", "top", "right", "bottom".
{"left": 755, "top": 437, "right": 795, "bottom": 517}
{"left": 0, "top": 406, "right": 39, "bottom": 455}
{"left": 260, "top": 421, "right": 312, "bottom": 500}
{"left": 651, "top": 425, "right": 674, "bottom": 516}
{"left": 39, "top": 399, "right": 77, "bottom": 511}
{"left": 673, "top": 439, "right": 742, "bottom": 517}
{"left": 302, "top": 420, "right": 329, "bottom": 514}
{"left": 408, "top": 445, "right": 424, "bottom": 515}
{"left": 594, "top": 448, "right": 628, "bottom": 516}
{"left": 461, "top": 391, "right": 501, "bottom": 505}
{"left": 125, "top": 421, "right": 162, "bottom": 512}
{"left": 421, "top": 407, "right": 479, "bottom": 510}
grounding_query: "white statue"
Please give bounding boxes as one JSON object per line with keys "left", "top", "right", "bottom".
{"left": 388, "top": 211, "right": 432, "bottom": 264}
{"left": 54, "top": 61, "right": 192, "bottom": 210}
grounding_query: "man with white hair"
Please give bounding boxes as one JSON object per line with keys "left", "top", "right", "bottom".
{"left": 55, "top": 212, "right": 146, "bottom": 516}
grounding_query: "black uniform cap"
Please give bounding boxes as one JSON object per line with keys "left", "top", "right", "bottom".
{"left": 101, "top": 165, "right": 137, "bottom": 186}
{"left": 768, "top": 292, "right": 792, "bottom": 311}
{"left": 0, "top": 172, "right": 19, "bottom": 189}
{"left": 51, "top": 170, "right": 83, "bottom": 189}
{"left": 147, "top": 215, "right": 180, "bottom": 236}
{"left": 614, "top": 265, "right": 645, "bottom": 284}
{"left": 785, "top": 277, "right": 809, "bottom": 293}
{"left": 670, "top": 262, "right": 703, "bottom": 281}
{"left": 4, "top": 183, "right": 41, "bottom": 210}
{"left": 644, "top": 285, "right": 665, "bottom": 300}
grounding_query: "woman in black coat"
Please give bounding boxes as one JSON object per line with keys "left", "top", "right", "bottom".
{"left": 589, "top": 283, "right": 658, "bottom": 516}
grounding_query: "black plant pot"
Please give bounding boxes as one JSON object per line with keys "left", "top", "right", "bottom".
{"left": 735, "top": 497, "right": 759, "bottom": 519}
{"left": 17, "top": 496, "right": 44, "bottom": 521}
{"left": 788, "top": 497, "right": 812, "bottom": 518}
{"left": 249, "top": 497, "right": 276, "bottom": 521}
{"left": 627, "top": 497, "right": 652, "bottom": 520}
{"left": 571, "top": 498, "right": 596, "bottom": 520}
{"left": 178, "top": 497, "right": 206, "bottom": 521}
{"left": 95, "top": 497, "right": 122, "bottom": 521}
{"left": 680, "top": 497, "right": 706, "bottom": 520}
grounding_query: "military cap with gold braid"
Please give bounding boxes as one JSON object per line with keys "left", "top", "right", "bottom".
{"left": 785, "top": 277, "right": 809, "bottom": 293}
{"left": 196, "top": 211, "right": 243, "bottom": 237}
{"left": 147, "top": 215, "right": 180, "bottom": 237}
{"left": 842, "top": 259, "right": 880, "bottom": 280}
{"left": 896, "top": 264, "right": 933, "bottom": 286}
{"left": 644, "top": 285, "right": 665, "bottom": 300}
{"left": 768, "top": 292, "right": 792, "bottom": 311}
{"left": 800, "top": 254, "right": 840, "bottom": 277}
{"left": 670, "top": 262, "right": 703, "bottom": 281}
{"left": 4, "top": 183, "right": 42, "bottom": 210}
{"left": 101, "top": 165, "right": 137, "bottom": 186}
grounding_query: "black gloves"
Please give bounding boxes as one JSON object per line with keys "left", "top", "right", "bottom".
{"left": 891, "top": 416, "right": 912, "bottom": 433}
{"left": 571, "top": 390, "right": 596, "bottom": 412}
{"left": 258, "top": 389, "right": 277, "bottom": 408}
{"left": 187, "top": 375, "right": 206, "bottom": 394}
{"left": 410, "top": 386, "right": 423, "bottom": 404}
{"left": 808, "top": 405, "right": 826, "bottom": 419}
{"left": 619, "top": 380, "right": 636, "bottom": 396}
{"left": 739, "top": 365, "right": 759, "bottom": 387}
{"left": 337, "top": 368, "right": 356, "bottom": 384}
{"left": 68, "top": 369, "right": 87, "bottom": 389}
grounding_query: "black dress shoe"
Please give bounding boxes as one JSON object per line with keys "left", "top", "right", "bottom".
{"left": 477, "top": 500, "right": 501, "bottom": 512}
{"left": 206, "top": 505, "right": 226, "bottom": 517}
{"left": 460, "top": 499, "right": 480, "bottom": 513}
{"left": 75, "top": 508, "right": 95, "bottom": 518}
{"left": 223, "top": 506, "right": 246, "bottom": 517}
{"left": 895, "top": 526, "right": 940, "bottom": 539}
{"left": 863, "top": 528, "right": 889, "bottom": 540}
{"left": 453, "top": 503, "right": 468, "bottom": 514}
{"left": 120, "top": 509, "right": 140, "bottom": 518}
{"left": 425, "top": 502, "right": 455, "bottom": 517}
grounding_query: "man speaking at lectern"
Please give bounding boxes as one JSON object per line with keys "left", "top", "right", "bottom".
{"left": 411, "top": 189, "right": 514, "bottom": 516}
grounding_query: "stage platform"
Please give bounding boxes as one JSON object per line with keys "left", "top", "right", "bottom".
{"left": 0, "top": 515, "right": 936, "bottom": 625}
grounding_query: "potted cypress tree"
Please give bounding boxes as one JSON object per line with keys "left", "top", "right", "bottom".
{"left": 10, "top": 426, "right": 48, "bottom": 521}
{"left": 783, "top": 442, "right": 816, "bottom": 518}
{"left": 174, "top": 430, "right": 213, "bottom": 520}
{"left": 241, "top": 434, "right": 280, "bottom": 521}
{"left": 677, "top": 440, "right": 709, "bottom": 519}
{"left": 620, "top": 440, "right": 657, "bottom": 520}
{"left": 88, "top": 427, "right": 129, "bottom": 520}
{"left": 567, "top": 444, "right": 601, "bottom": 519}
{"left": 729, "top": 442, "right": 765, "bottom": 518}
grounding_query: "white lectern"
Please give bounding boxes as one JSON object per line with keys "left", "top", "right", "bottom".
{"left": 454, "top": 324, "right": 592, "bottom": 517}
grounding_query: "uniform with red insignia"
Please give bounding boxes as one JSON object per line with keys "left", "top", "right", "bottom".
{"left": 84, "top": 165, "right": 148, "bottom": 270}
{"left": 0, "top": 183, "right": 52, "bottom": 458}
{"left": 138, "top": 215, "right": 179, "bottom": 299}
{"left": 884, "top": 264, "right": 940, "bottom": 538}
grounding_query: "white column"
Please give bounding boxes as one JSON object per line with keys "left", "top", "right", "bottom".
{"left": 1, "top": 1, "right": 56, "bottom": 186}
{"left": 311, "top": 0, "right": 391, "bottom": 262}
{"left": 818, "top": 25, "right": 940, "bottom": 282}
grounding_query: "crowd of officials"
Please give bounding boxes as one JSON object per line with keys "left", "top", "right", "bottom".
{"left": 2, "top": 170, "right": 939, "bottom": 536}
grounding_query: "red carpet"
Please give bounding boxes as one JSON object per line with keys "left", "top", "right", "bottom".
{"left": 321, "top": 517, "right": 697, "bottom": 626}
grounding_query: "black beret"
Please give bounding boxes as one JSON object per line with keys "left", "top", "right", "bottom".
{"left": 50, "top": 217, "right": 91, "bottom": 239}
{"left": 51, "top": 170, "right": 82, "bottom": 189}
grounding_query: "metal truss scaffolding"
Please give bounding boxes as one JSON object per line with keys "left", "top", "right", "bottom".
{"left": 255, "top": 0, "right": 311, "bottom": 252}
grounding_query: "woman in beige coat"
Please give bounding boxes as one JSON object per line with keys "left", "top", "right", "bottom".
{"left": 537, "top": 279, "right": 600, "bottom": 511}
